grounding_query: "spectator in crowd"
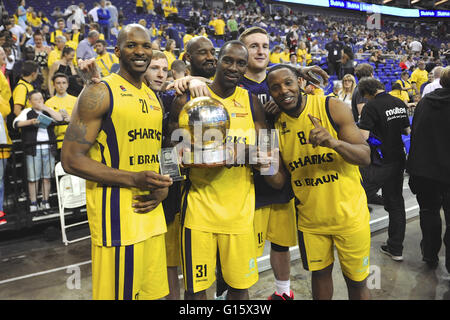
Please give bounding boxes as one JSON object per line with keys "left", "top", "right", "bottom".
{"left": 47, "top": 35, "right": 66, "bottom": 69}
{"left": 13, "top": 90, "right": 63, "bottom": 213}
{"left": 399, "top": 56, "right": 408, "bottom": 70}
{"left": 339, "top": 74, "right": 356, "bottom": 107}
{"left": 135, "top": 0, "right": 144, "bottom": 14}
{"left": 48, "top": 46, "right": 81, "bottom": 97}
{"left": 227, "top": 15, "right": 239, "bottom": 40}
{"left": 50, "top": 18, "right": 66, "bottom": 45}
{"left": 31, "top": 31, "right": 51, "bottom": 91}
{"left": 325, "top": 33, "right": 343, "bottom": 79}
{"left": 369, "top": 50, "right": 385, "bottom": 68}
{"left": 0, "top": 47, "right": 11, "bottom": 225}
{"left": 389, "top": 82, "right": 409, "bottom": 104}
{"left": 13, "top": 60, "right": 38, "bottom": 116}
{"left": 94, "top": 39, "right": 119, "bottom": 77}
{"left": 45, "top": 73, "right": 77, "bottom": 155}
{"left": 76, "top": 30, "right": 100, "bottom": 60}
{"left": 421, "top": 69, "right": 434, "bottom": 92}
{"left": 407, "top": 66, "right": 450, "bottom": 272}
{"left": 285, "top": 24, "right": 299, "bottom": 52}
{"left": 358, "top": 77, "right": 411, "bottom": 262}
{"left": 88, "top": 2, "right": 100, "bottom": 23}
{"left": 410, "top": 60, "right": 428, "bottom": 97}
{"left": 328, "top": 80, "right": 341, "bottom": 98}
{"left": 106, "top": 1, "right": 118, "bottom": 31}
{"left": 351, "top": 63, "right": 373, "bottom": 122}
{"left": 269, "top": 45, "right": 282, "bottom": 64}
{"left": 409, "top": 39, "right": 422, "bottom": 54}
{"left": 17, "top": 0, "right": 27, "bottom": 29}
{"left": 170, "top": 59, "right": 187, "bottom": 80}
{"left": 288, "top": 53, "right": 299, "bottom": 67}
{"left": 10, "top": 45, "right": 35, "bottom": 90}
{"left": 163, "top": 38, "right": 177, "bottom": 70}
{"left": 341, "top": 44, "right": 354, "bottom": 77}
{"left": 209, "top": 14, "right": 226, "bottom": 42}
{"left": 166, "top": 23, "right": 182, "bottom": 50}
{"left": 64, "top": 4, "right": 86, "bottom": 33}
{"left": 279, "top": 47, "right": 290, "bottom": 64}
{"left": 396, "top": 70, "right": 414, "bottom": 101}
{"left": 422, "top": 66, "right": 444, "bottom": 97}
{"left": 97, "top": 0, "right": 111, "bottom": 41}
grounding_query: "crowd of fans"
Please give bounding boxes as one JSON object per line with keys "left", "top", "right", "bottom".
{"left": 0, "top": 0, "right": 447, "bottom": 226}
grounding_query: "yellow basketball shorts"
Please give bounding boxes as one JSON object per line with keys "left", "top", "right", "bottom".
{"left": 297, "top": 223, "right": 371, "bottom": 282}
{"left": 181, "top": 227, "right": 259, "bottom": 293}
{"left": 254, "top": 199, "right": 297, "bottom": 257}
{"left": 165, "top": 212, "right": 181, "bottom": 267}
{"left": 91, "top": 233, "right": 169, "bottom": 300}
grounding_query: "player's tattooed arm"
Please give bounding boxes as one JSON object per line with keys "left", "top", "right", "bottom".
{"left": 64, "top": 84, "right": 108, "bottom": 147}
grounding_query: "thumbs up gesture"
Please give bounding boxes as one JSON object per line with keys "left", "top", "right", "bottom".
{"left": 307, "top": 114, "right": 338, "bottom": 149}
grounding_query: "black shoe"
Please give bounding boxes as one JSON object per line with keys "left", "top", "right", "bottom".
{"left": 368, "top": 195, "right": 384, "bottom": 205}
{"left": 380, "top": 245, "right": 403, "bottom": 261}
{"left": 424, "top": 259, "right": 439, "bottom": 269}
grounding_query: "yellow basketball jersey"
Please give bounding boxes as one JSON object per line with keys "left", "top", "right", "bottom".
{"left": 275, "top": 95, "right": 370, "bottom": 235}
{"left": 182, "top": 86, "right": 256, "bottom": 234}
{"left": 86, "top": 73, "right": 166, "bottom": 247}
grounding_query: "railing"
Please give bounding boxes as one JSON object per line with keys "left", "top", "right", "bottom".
{"left": 0, "top": 138, "right": 86, "bottom": 233}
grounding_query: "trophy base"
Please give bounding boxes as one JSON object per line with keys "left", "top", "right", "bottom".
{"left": 182, "top": 147, "right": 233, "bottom": 168}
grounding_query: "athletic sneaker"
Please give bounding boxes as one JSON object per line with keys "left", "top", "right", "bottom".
{"left": 268, "top": 290, "right": 294, "bottom": 300}
{"left": 41, "top": 201, "right": 51, "bottom": 210}
{"left": 214, "top": 290, "right": 228, "bottom": 300}
{"left": 0, "top": 211, "right": 6, "bottom": 225}
{"left": 30, "top": 202, "right": 39, "bottom": 213}
{"left": 380, "top": 245, "right": 403, "bottom": 261}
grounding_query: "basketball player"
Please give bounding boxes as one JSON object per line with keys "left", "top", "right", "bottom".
{"left": 61, "top": 24, "right": 173, "bottom": 300}
{"left": 144, "top": 50, "right": 182, "bottom": 300}
{"left": 238, "top": 26, "right": 297, "bottom": 300}
{"left": 169, "top": 41, "right": 267, "bottom": 300}
{"left": 265, "top": 64, "right": 372, "bottom": 300}
{"left": 166, "top": 33, "right": 329, "bottom": 300}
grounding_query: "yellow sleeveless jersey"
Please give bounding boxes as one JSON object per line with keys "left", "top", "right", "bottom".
{"left": 86, "top": 73, "right": 166, "bottom": 247}
{"left": 275, "top": 95, "right": 369, "bottom": 235}
{"left": 182, "top": 86, "right": 256, "bottom": 234}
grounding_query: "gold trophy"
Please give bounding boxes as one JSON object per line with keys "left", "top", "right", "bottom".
{"left": 178, "top": 97, "right": 233, "bottom": 167}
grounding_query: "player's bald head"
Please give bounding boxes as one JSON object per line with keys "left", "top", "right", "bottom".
{"left": 117, "top": 24, "right": 150, "bottom": 47}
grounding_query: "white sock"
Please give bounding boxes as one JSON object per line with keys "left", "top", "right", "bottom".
{"left": 275, "top": 279, "right": 290, "bottom": 296}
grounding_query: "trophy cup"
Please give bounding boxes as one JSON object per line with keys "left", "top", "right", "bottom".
{"left": 178, "top": 97, "right": 232, "bottom": 167}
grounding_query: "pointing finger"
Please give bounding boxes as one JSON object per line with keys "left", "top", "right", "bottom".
{"left": 308, "top": 114, "right": 322, "bottom": 128}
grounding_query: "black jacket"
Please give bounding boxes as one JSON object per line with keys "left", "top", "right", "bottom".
{"left": 407, "top": 88, "right": 450, "bottom": 184}
{"left": 14, "top": 108, "right": 57, "bottom": 157}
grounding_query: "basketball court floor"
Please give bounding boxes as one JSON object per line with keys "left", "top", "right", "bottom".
{"left": 1, "top": 175, "right": 449, "bottom": 300}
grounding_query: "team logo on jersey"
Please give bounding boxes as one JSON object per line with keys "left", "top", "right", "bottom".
{"left": 231, "top": 112, "right": 248, "bottom": 118}
{"left": 149, "top": 104, "right": 161, "bottom": 111}
{"left": 120, "top": 85, "right": 127, "bottom": 91}
{"left": 280, "top": 121, "right": 290, "bottom": 135}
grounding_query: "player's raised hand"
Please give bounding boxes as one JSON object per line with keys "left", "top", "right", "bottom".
{"left": 307, "top": 114, "right": 337, "bottom": 149}
{"left": 77, "top": 58, "right": 102, "bottom": 85}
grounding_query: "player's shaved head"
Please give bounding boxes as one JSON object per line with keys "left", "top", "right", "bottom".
{"left": 117, "top": 24, "right": 150, "bottom": 47}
